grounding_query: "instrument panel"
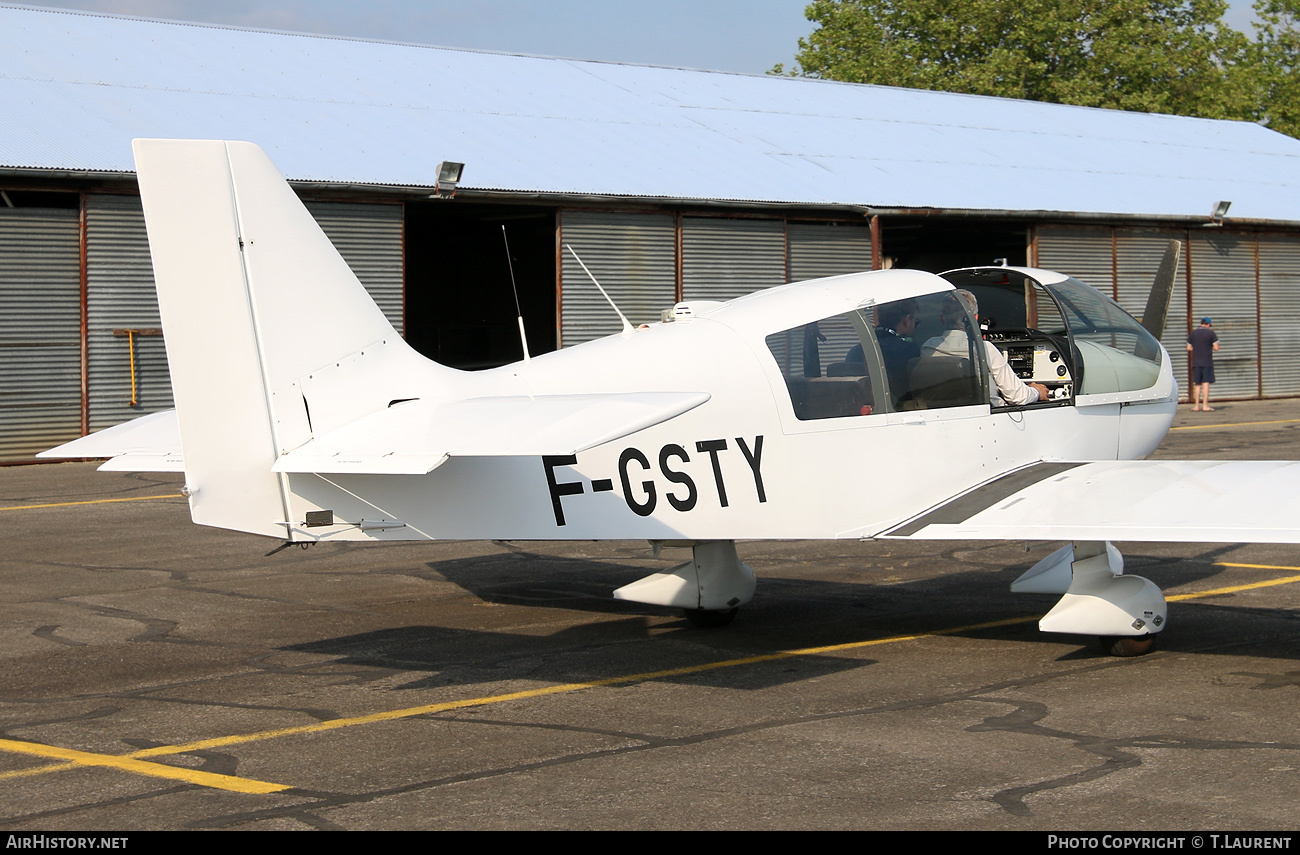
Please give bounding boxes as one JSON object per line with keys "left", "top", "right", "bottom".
{"left": 985, "top": 331, "right": 1073, "bottom": 401}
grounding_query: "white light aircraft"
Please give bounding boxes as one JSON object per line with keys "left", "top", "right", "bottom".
{"left": 43, "top": 140, "right": 1300, "bottom": 656}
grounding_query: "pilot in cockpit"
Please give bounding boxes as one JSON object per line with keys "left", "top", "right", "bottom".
{"left": 927, "top": 290, "right": 1047, "bottom": 407}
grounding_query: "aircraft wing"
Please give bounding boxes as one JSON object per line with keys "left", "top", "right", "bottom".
{"left": 275, "top": 391, "right": 711, "bottom": 475}
{"left": 878, "top": 460, "right": 1300, "bottom": 544}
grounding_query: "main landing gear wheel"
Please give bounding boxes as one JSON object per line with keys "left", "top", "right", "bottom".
{"left": 683, "top": 607, "right": 739, "bottom": 628}
{"left": 1100, "top": 634, "right": 1157, "bottom": 657}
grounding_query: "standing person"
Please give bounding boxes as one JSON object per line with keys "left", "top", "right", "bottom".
{"left": 1187, "top": 317, "right": 1220, "bottom": 411}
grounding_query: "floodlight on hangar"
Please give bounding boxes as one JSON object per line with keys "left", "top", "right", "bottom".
{"left": 433, "top": 161, "right": 465, "bottom": 198}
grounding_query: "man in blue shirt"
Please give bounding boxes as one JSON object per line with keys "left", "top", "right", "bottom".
{"left": 1187, "top": 317, "right": 1220, "bottom": 412}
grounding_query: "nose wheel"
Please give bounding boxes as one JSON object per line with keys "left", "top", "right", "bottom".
{"left": 683, "top": 607, "right": 739, "bottom": 628}
{"left": 1100, "top": 634, "right": 1157, "bottom": 657}
{"left": 1012, "top": 541, "right": 1166, "bottom": 656}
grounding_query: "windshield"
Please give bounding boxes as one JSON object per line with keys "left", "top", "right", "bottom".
{"left": 943, "top": 269, "right": 1163, "bottom": 395}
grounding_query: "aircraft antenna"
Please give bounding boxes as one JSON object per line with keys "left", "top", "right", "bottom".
{"left": 565, "top": 243, "right": 634, "bottom": 335}
{"left": 501, "top": 225, "right": 531, "bottom": 362}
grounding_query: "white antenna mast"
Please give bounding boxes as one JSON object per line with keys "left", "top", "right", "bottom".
{"left": 564, "top": 243, "right": 634, "bottom": 335}
{"left": 501, "top": 225, "right": 531, "bottom": 362}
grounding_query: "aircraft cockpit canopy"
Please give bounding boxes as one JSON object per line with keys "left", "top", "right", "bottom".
{"left": 942, "top": 268, "right": 1164, "bottom": 396}
{"left": 762, "top": 267, "right": 1166, "bottom": 422}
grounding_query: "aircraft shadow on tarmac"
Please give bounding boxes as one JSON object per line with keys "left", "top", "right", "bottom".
{"left": 282, "top": 616, "right": 876, "bottom": 693}
{"left": 281, "top": 540, "right": 1300, "bottom": 691}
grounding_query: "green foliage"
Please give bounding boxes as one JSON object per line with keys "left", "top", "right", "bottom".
{"left": 1253, "top": 0, "right": 1300, "bottom": 137}
{"left": 775, "top": 0, "right": 1263, "bottom": 125}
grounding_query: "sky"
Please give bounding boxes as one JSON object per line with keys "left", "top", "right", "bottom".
{"left": 8, "top": 0, "right": 1264, "bottom": 76}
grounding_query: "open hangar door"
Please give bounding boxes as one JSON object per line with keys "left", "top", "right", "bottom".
{"left": 876, "top": 217, "right": 1030, "bottom": 272}
{"left": 405, "top": 202, "right": 557, "bottom": 369}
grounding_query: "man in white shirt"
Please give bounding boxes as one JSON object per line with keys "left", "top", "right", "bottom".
{"left": 926, "top": 290, "right": 1048, "bottom": 407}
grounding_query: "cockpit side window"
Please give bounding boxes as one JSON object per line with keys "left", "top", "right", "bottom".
{"left": 765, "top": 310, "right": 880, "bottom": 420}
{"left": 886, "top": 292, "right": 987, "bottom": 411}
{"left": 765, "top": 292, "right": 987, "bottom": 419}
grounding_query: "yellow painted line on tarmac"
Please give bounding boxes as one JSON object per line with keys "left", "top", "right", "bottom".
{"left": 5, "top": 563, "right": 1300, "bottom": 793}
{"left": 0, "top": 494, "right": 184, "bottom": 511}
{"left": 1167, "top": 563, "right": 1300, "bottom": 600}
{"left": 1170, "top": 418, "right": 1300, "bottom": 431}
{"left": 0, "top": 616, "right": 1025, "bottom": 790}
{"left": 124, "top": 618, "right": 1023, "bottom": 757}
{"left": 0, "top": 738, "right": 289, "bottom": 794}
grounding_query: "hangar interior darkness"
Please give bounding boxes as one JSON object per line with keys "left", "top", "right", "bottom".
{"left": 402, "top": 208, "right": 1035, "bottom": 369}
{"left": 878, "top": 218, "right": 1030, "bottom": 273}
{"left": 405, "top": 201, "right": 558, "bottom": 369}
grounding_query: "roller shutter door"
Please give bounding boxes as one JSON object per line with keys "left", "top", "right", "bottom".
{"left": 787, "top": 222, "right": 872, "bottom": 282}
{"left": 0, "top": 208, "right": 81, "bottom": 462}
{"left": 1258, "top": 234, "right": 1300, "bottom": 396}
{"left": 1035, "top": 225, "right": 1200, "bottom": 391}
{"left": 1036, "top": 226, "right": 1115, "bottom": 296}
{"left": 559, "top": 210, "right": 675, "bottom": 347}
{"left": 1114, "top": 228, "right": 1190, "bottom": 390}
{"left": 681, "top": 217, "right": 785, "bottom": 302}
{"left": 86, "top": 194, "right": 171, "bottom": 431}
{"left": 305, "top": 201, "right": 405, "bottom": 334}
{"left": 82, "top": 197, "right": 405, "bottom": 434}
{"left": 1189, "top": 232, "right": 1259, "bottom": 399}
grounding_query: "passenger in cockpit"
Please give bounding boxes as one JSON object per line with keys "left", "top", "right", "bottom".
{"left": 872, "top": 300, "right": 921, "bottom": 401}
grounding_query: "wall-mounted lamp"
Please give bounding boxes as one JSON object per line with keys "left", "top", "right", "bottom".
{"left": 1211, "top": 200, "right": 1231, "bottom": 225}
{"left": 433, "top": 161, "right": 465, "bottom": 198}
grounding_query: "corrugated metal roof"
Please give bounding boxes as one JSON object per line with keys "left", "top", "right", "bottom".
{"left": 3, "top": 4, "right": 1300, "bottom": 221}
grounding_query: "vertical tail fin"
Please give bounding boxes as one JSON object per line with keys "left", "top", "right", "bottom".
{"left": 133, "top": 139, "right": 442, "bottom": 537}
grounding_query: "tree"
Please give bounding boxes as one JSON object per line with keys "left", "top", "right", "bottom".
{"left": 1253, "top": 0, "right": 1300, "bottom": 137}
{"left": 774, "top": 0, "right": 1258, "bottom": 122}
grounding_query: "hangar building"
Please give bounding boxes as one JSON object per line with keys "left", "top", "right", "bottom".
{"left": 3, "top": 5, "right": 1300, "bottom": 461}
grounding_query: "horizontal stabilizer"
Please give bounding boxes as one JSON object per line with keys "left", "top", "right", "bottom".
{"left": 880, "top": 460, "right": 1300, "bottom": 543}
{"left": 272, "top": 391, "right": 711, "bottom": 475}
{"left": 38, "top": 410, "right": 183, "bottom": 472}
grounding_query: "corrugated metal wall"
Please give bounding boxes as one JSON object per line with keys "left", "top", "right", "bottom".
{"left": 1259, "top": 234, "right": 1300, "bottom": 396}
{"left": 86, "top": 194, "right": 171, "bottom": 431}
{"left": 2, "top": 194, "right": 406, "bottom": 462}
{"left": 1188, "top": 233, "right": 1259, "bottom": 399}
{"left": 559, "top": 210, "right": 676, "bottom": 347}
{"left": 1038, "top": 224, "right": 1300, "bottom": 399}
{"left": 787, "top": 222, "right": 872, "bottom": 281}
{"left": 0, "top": 207, "right": 82, "bottom": 462}
{"left": 559, "top": 213, "right": 874, "bottom": 347}
{"left": 681, "top": 217, "right": 786, "bottom": 302}
{"left": 305, "top": 201, "right": 405, "bottom": 332}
